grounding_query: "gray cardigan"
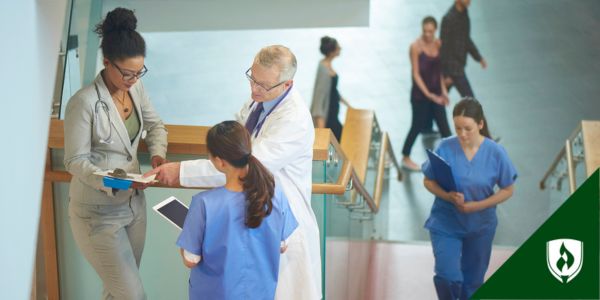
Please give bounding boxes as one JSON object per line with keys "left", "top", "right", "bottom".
{"left": 310, "top": 62, "right": 332, "bottom": 119}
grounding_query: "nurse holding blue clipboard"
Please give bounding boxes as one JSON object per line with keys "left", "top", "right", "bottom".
{"left": 422, "top": 98, "right": 517, "bottom": 300}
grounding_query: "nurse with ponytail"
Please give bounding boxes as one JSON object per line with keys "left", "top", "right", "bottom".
{"left": 177, "top": 121, "right": 298, "bottom": 300}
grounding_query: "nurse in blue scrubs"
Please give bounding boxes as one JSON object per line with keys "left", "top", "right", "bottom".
{"left": 422, "top": 98, "right": 517, "bottom": 300}
{"left": 176, "top": 121, "right": 297, "bottom": 300}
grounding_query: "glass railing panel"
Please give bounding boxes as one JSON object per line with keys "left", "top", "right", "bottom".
{"left": 58, "top": 0, "right": 102, "bottom": 119}
{"left": 364, "top": 115, "right": 383, "bottom": 198}
{"left": 52, "top": 150, "right": 205, "bottom": 299}
{"left": 571, "top": 131, "right": 588, "bottom": 191}
{"left": 310, "top": 159, "right": 327, "bottom": 296}
{"left": 546, "top": 155, "right": 570, "bottom": 214}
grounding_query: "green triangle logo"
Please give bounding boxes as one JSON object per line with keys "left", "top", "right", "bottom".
{"left": 472, "top": 170, "right": 599, "bottom": 299}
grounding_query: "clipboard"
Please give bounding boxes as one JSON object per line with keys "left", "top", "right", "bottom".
{"left": 426, "top": 149, "right": 457, "bottom": 192}
{"left": 94, "top": 170, "right": 157, "bottom": 189}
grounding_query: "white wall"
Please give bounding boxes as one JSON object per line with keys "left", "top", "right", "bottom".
{"left": 103, "top": 0, "right": 370, "bottom": 32}
{"left": 0, "top": 0, "right": 66, "bottom": 298}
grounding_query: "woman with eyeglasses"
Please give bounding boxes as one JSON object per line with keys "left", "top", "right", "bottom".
{"left": 63, "top": 7, "right": 167, "bottom": 299}
{"left": 310, "top": 36, "right": 352, "bottom": 142}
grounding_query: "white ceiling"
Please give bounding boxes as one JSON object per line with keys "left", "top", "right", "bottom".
{"left": 102, "top": 0, "right": 370, "bottom": 32}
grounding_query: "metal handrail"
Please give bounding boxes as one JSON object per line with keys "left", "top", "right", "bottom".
{"left": 539, "top": 123, "right": 582, "bottom": 191}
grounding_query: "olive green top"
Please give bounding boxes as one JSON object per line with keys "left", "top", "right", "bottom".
{"left": 124, "top": 107, "right": 140, "bottom": 142}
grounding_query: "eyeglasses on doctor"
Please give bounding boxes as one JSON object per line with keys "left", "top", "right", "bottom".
{"left": 111, "top": 61, "right": 148, "bottom": 82}
{"left": 245, "top": 68, "right": 286, "bottom": 92}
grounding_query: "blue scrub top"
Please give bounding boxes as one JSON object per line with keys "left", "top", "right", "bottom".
{"left": 177, "top": 186, "right": 298, "bottom": 300}
{"left": 422, "top": 137, "right": 517, "bottom": 236}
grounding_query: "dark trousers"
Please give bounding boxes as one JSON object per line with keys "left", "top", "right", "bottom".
{"left": 446, "top": 73, "right": 474, "bottom": 98}
{"left": 402, "top": 100, "right": 451, "bottom": 156}
{"left": 326, "top": 117, "right": 343, "bottom": 142}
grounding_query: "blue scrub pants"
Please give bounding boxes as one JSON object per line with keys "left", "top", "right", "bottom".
{"left": 429, "top": 226, "right": 496, "bottom": 300}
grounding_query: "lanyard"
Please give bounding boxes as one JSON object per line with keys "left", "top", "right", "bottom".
{"left": 249, "top": 85, "right": 292, "bottom": 137}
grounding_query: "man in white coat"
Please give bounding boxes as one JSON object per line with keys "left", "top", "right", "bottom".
{"left": 146, "top": 45, "right": 321, "bottom": 299}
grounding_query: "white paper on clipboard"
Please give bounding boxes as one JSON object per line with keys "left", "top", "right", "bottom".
{"left": 93, "top": 170, "right": 157, "bottom": 184}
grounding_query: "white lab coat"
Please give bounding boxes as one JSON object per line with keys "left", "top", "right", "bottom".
{"left": 180, "top": 86, "right": 322, "bottom": 299}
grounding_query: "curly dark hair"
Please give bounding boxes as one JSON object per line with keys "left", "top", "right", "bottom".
{"left": 94, "top": 7, "right": 146, "bottom": 61}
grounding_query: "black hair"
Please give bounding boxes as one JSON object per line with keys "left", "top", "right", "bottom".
{"left": 452, "top": 97, "right": 491, "bottom": 138}
{"left": 319, "top": 36, "right": 338, "bottom": 56}
{"left": 206, "top": 121, "right": 274, "bottom": 228}
{"left": 422, "top": 16, "right": 438, "bottom": 28}
{"left": 94, "top": 7, "right": 146, "bottom": 61}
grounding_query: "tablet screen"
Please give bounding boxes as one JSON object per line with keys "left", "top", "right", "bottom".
{"left": 156, "top": 198, "right": 188, "bottom": 229}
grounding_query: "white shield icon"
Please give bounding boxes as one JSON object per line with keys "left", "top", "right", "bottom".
{"left": 546, "top": 239, "right": 584, "bottom": 283}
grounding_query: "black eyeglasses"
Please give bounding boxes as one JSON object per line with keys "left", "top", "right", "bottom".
{"left": 111, "top": 61, "right": 148, "bottom": 81}
{"left": 245, "top": 68, "right": 286, "bottom": 92}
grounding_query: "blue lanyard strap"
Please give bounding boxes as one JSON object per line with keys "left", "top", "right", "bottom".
{"left": 249, "top": 85, "right": 292, "bottom": 137}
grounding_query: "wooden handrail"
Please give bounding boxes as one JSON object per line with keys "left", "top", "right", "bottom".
{"left": 581, "top": 120, "right": 600, "bottom": 177}
{"left": 49, "top": 119, "right": 331, "bottom": 159}
{"left": 47, "top": 119, "right": 350, "bottom": 194}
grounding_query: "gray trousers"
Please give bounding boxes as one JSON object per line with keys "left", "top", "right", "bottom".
{"left": 69, "top": 194, "right": 147, "bottom": 300}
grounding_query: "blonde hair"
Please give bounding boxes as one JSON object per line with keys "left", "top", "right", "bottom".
{"left": 253, "top": 45, "right": 297, "bottom": 82}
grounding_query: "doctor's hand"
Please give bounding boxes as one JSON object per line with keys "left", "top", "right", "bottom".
{"left": 144, "top": 162, "right": 181, "bottom": 187}
{"left": 151, "top": 155, "right": 169, "bottom": 168}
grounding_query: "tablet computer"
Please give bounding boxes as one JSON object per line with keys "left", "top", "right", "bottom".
{"left": 426, "top": 149, "right": 457, "bottom": 192}
{"left": 152, "top": 196, "right": 189, "bottom": 229}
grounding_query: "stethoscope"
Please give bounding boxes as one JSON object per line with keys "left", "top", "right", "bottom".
{"left": 94, "top": 82, "right": 114, "bottom": 144}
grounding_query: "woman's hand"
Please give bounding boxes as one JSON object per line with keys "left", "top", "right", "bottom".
{"left": 439, "top": 94, "right": 450, "bottom": 106}
{"left": 314, "top": 117, "right": 326, "bottom": 128}
{"left": 151, "top": 155, "right": 168, "bottom": 168}
{"left": 480, "top": 58, "right": 488, "bottom": 69}
{"left": 456, "top": 201, "right": 483, "bottom": 214}
{"left": 447, "top": 191, "right": 464, "bottom": 206}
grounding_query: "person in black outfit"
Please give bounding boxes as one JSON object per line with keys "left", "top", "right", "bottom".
{"left": 401, "top": 17, "right": 452, "bottom": 172}
{"left": 310, "top": 36, "right": 352, "bottom": 142}
{"left": 440, "top": 0, "right": 487, "bottom": 97}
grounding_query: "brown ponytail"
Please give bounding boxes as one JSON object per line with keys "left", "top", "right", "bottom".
{"left": 206, "top": 121, "right": 274, "bottom": 228}
{"left": 243, "top": 155, "right": 274, "bottom": 228}
{"left": 452, "top": 97, "right": 492, "bottom": 138}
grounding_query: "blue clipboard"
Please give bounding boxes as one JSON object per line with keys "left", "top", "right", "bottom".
{"left": 426, "top": 149, "right": 457, "bottom": 192}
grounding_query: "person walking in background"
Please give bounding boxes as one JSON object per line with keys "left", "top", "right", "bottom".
{"left": 177, "top": 121, "right": 297, "bottom": 300}
{"left": 310, "top": 36, "right": 352, "bottom": 142}
{"left": 440, "top": 0, "right": 487, "bottom": 97}
{"left": 422, "top": 98, "right": 517, "bottom": 300}
{"left": 401, "top": 16, "right": 452, "bottom": 172}
{"left": 64, "top": 8, "right": 168, "bottom": 299}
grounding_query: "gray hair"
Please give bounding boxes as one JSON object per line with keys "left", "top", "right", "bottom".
{"left": 253, "top": 45, "right": 297, "bottom": 82}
